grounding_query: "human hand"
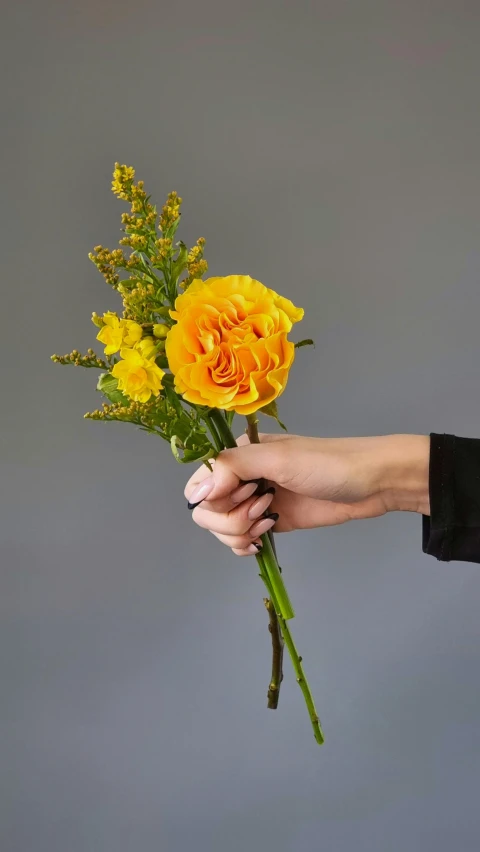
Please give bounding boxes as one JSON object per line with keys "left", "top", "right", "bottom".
{"left": 184, "top": 432, "right": 430, "bottom": 556}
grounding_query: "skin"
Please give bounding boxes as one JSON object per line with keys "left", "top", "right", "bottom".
{"left": 184, "top": 433, "right": 431, "bottom": 557}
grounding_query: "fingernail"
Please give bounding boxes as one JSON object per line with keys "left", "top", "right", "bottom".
{"left": 230, "top": 482, "right": 259, "bottom": 504}
{"left": 240, "top": 478, "right": 263, "bottom": 487}
{"left": 187, "top": 476, "right": 214, "bottom": 509}
{"left": 242, "top": 542, "right": 262, "bottom": 556}
{"left": 248, "top": 491, "right": 275, "bottom": 520}
{"left": 253, "top": 541, "right": 263, "bottom": 551}
{"left": 265, "top": 512, "right": 279, "bottom": 523}
{"left": 249, "top": 514, "right": 279, "bottom": 537}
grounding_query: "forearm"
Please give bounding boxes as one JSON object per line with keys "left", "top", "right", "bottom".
{"left": 369, "top": 434, "right": 431, "bottom": 516}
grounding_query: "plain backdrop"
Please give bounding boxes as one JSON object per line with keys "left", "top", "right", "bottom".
{"left": 2, "top": 1, "right": 480, "bottom": 850}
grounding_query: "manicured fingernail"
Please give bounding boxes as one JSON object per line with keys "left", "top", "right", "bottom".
{"left": 230, "top": 482, "right": 259, "bottom": 504}
{"left": 248, "top": 491, "right": 275, "bottom": 520}
{"left": 253, "top": 541, "right": 263, "bottom": 551}
{"left": 265, "top": 512, "right": 279, "bottom": 522}
{"left": 244, "top": 542, "right": 262, "bottom": 555}
{"left": 249, "top": 514, "right": 279, "bottom": 537}
{"left": 187, "top": 476, "right": 214, "bottom": 509}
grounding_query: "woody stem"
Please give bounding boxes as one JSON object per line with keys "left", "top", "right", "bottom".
{"left": 245, "top": 414, "right": 284, "bottom": 709}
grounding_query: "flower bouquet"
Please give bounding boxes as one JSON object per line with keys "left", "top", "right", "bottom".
{"left": 52, "top": 164, "right": 324, "bottom": 745}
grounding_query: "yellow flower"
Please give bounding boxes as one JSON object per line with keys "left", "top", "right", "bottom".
{"left": 96, "top": 313, "right": 143, "bottom": 355}
{"left": 165, "top": 275, "right": 304, "bottom": 415}
{"left": 135, "top": 337, "right": 158, "bottom": 358}
{"left": 111, "top": 163, "right": 136, "bottom": 199}
{"left": 111, "top": 348, "right": 165, "bottom": 403}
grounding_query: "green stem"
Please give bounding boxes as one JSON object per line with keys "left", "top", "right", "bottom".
{"left": 259, "top": 529, "right": 295, "bottom": 620}
{"left": 210, "top": 407, "right": 293, "bottom": 619}
{"left": 256, "top": 551, "right": 324, "bottom": 745}
{"left": 204, "top": 414, "right": 223, "bottom": 453}
{"left": 210, "top": 407, "right": 323, "bottom": 743}
{"left": 209, "top": 408, "right": 238, "bottom": 449}
{"left": 245, "top": 412, "right": 285, "bottom": 708}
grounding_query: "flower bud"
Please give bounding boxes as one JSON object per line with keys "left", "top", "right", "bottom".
{"left": 153, "top": 324, "right": 168, "bottom": 339}
{"left": 91, "top": 312, "right": 105, "bottom": 328}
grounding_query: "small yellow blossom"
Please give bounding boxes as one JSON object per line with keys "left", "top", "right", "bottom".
{"left": 154, "top": 237, "right": 173, "bottom": 261}
{"left": 95, "top": 313, "right": 143, "bottom": 355}
{"left": 111, "top": 163, "right": 136, "bottom": 199}
{"left": 120, "top": 233, "right": 148, "bottom": 251}
{"left": 160, "top": 192, "right": 182, "bottom": 233}
{"left": 112, "top": 348, "right": 165, "bottom": 402}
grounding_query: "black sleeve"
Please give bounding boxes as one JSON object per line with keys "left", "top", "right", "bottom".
{"left": 422, "top": 433, "right": 480, "bottom": 563}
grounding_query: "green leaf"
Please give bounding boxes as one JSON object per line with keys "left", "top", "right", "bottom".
{"left": 294, "top": 338, "right": 315, "bottom": 349}
{"left": 164, "top": 383, "right": 183, "bottom": 417}
{"left": 96, "top": 373, "right": 129, "bottom": 405}
{"left": 170, "top": 435, "right": 182, "bottom": 462}
{"left": 170, "top": 435, "right": 217, "bottom": 465}
{"left": 259, "top": 400, "right": 287, "bottom": 432}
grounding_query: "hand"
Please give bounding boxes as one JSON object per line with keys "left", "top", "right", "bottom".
{"left": 184, "top": 432, "right": 430, "bottom": 556}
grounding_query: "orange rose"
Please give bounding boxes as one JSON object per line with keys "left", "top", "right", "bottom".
{"left": 165, "top": 275, "right": 304, "bottom": 415}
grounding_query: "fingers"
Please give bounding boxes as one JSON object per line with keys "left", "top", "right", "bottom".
{"left": 184, "top": 431, "right": 293, "bottom": 557}
{"left": 184, "top": 432, "right": 294, "bottom": 508}
{"left": 212, "top": 531, "right": 264, "bottom": 555}
{"left": 194, "top": 480, "right": 260, "bottom": 515}
{"left": 184, "top": 459, "right": 216, "bottom": 501}
{"left": 185, "top": 441, "right": 286, "bottom": 508}
{"left": 192, "top": 490, "right": 276, "bottom": 536}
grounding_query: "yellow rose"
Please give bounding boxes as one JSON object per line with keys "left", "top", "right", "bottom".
{"left": 165, "top": 275, "right": 304, "bottom": 415}
{"left": 111, "top": 348, "right": 165, "bottom": 402}
{"left": 96, "top": 313, "right": 143, "bottom": 355}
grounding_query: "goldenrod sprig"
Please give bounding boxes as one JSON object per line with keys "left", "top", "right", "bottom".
{"left": 51, "top": 349, "right": 108, "bottom": 369}
{"left": 180, "top": 237, "right": 208, "bottom": 290}
{"left": 84, "top": 399, "right": 166, "bottom": 436}
{"left": 89, "top": 166, "right": 208, "bottom": 318}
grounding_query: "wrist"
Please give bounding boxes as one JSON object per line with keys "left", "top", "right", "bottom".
{"left": 372, "top": 434, "right": 431, "bottom": 515}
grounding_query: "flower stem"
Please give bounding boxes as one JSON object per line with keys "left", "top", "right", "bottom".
{"left": 245, "top": 413, "right": 285, "bottom": 709}
{"left": 204, "top": 413, "right": 223, "bottom": 453}
{"left": 258, "top": 529, "right": 295, "bottom": 620}
{"left": 209, "top": 408, "right": 238, "bottom": 449}
{"left": 277, "top": 613, "right": 325, "bottom": 745}
{"left": 264, "top": 596, "right": 284, "bottom": 708}
{"left": 256, "top": 551, "right": 324, "bottom": 745}
{"left": 210, "top": 407, "right": 324, "bottom": 743}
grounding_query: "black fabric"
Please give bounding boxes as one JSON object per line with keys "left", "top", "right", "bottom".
{"left": 422, "top": 433, "right": 480, "bottom": 563}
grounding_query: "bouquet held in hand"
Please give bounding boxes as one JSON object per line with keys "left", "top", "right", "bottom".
{"left": 52, "top": 164, "right": 324, "bottom": 745}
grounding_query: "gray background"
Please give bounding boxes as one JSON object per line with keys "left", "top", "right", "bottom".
{"left": 2, "top": 1, "right": 480, "bottom": 849}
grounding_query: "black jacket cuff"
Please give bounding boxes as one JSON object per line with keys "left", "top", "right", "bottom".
{"left": 422, "top": 432, "right": 480, "bottom": 563}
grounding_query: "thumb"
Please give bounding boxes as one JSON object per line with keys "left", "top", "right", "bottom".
{"left": 205, "top": 439, "right": 289, "bottom": 502}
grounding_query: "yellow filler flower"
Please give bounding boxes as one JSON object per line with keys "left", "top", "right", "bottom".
{"left": 96, "top": 312, "right": 143, "bottom": 355}
{"left": 112, "top": 348, "right": 165, "bottom": 403}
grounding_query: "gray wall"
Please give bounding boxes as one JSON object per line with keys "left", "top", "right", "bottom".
{"left": 2, "top": 1, "right": 480, "bottom": 850}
